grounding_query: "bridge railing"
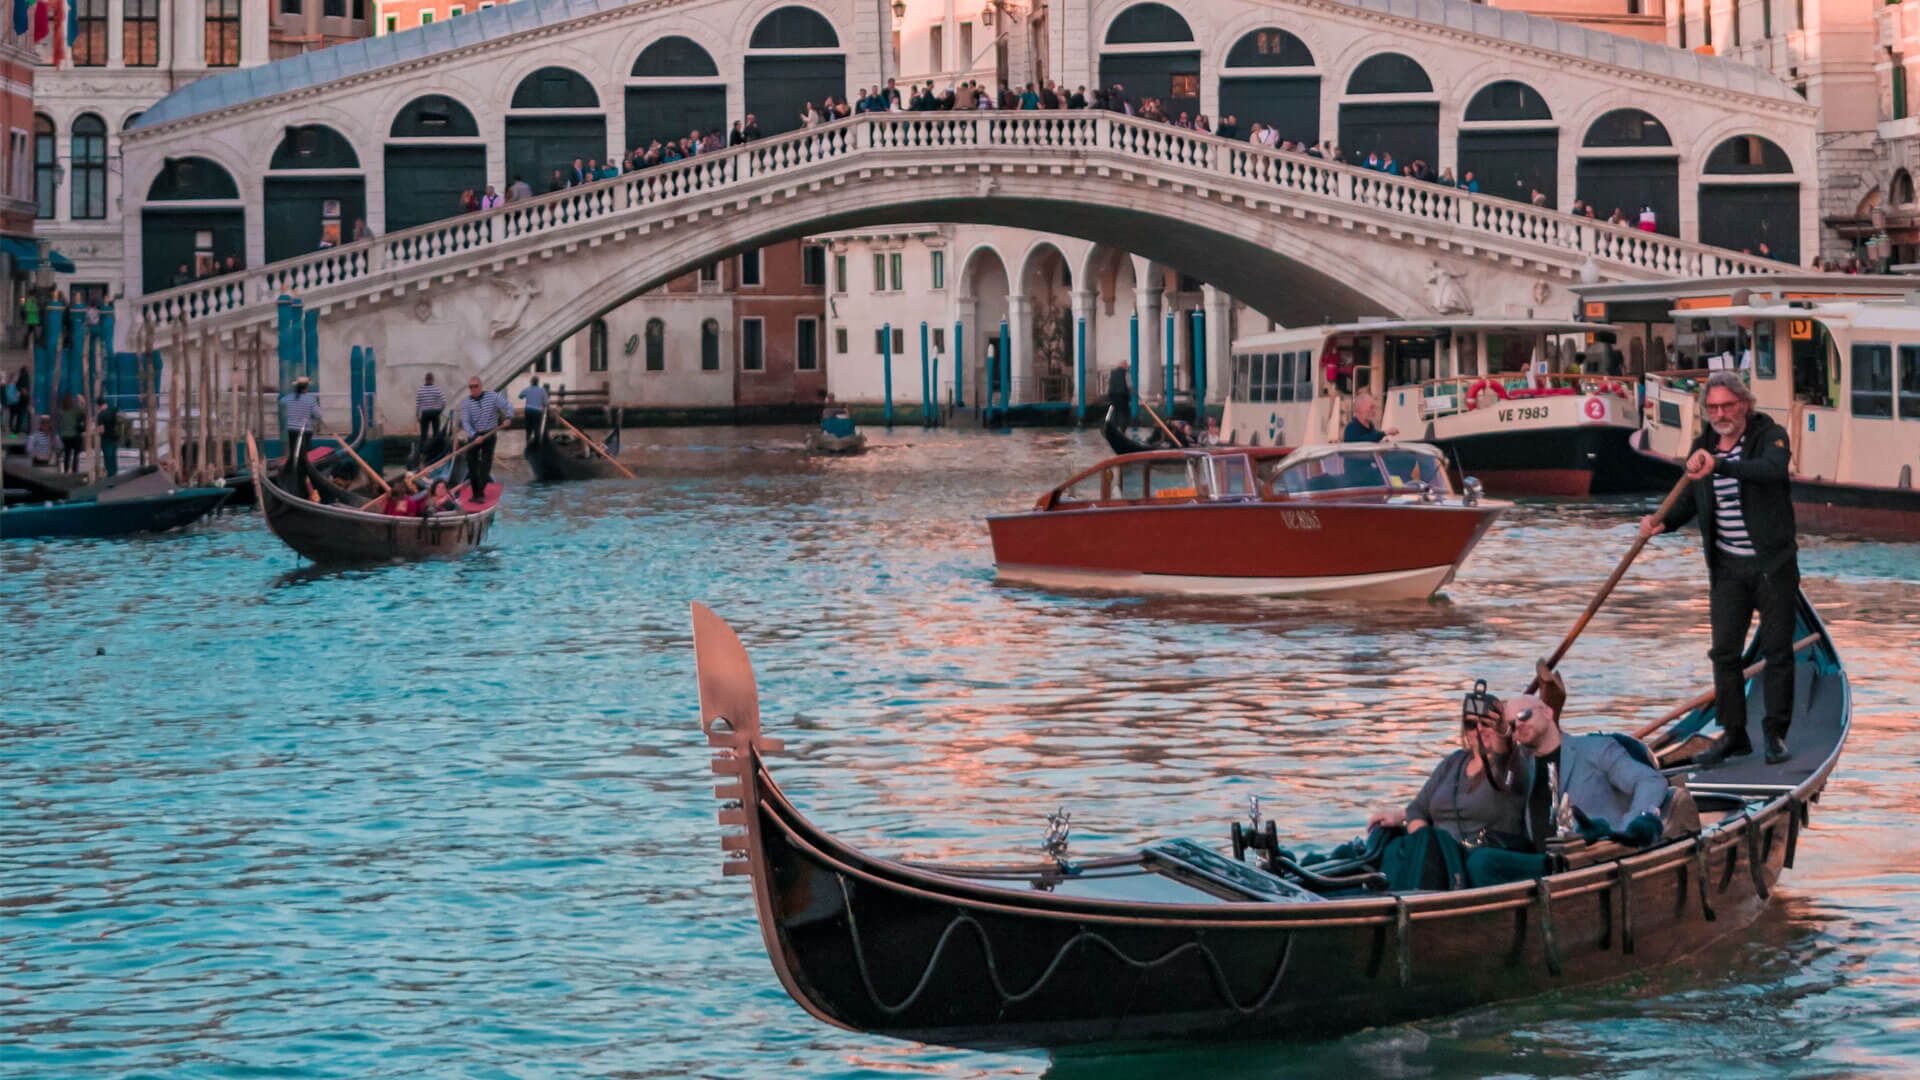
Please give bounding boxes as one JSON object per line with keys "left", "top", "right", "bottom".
{"left": 135, "top": 111, "right": 1773, "bottom": 331}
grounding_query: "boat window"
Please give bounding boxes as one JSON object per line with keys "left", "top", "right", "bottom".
{"left": 1754, "top": 319, "right": 1775, "bottom": 380}
{"left": 1206, "top": 454, "right": 1255, "bottom": 498}
{"left": 1379, "top": 448, "right": 1446, "bottom": 491}
{"left": 1275, "top": 451, "right": 1387, "bottom": 495}
{"left": 1900, "top": 345, "right": 1920, "bottom": 421}
{"left": 1233, "top": 352, "right": 1284, "bottom": 402}
{"left": 1791, "top": 321, "right": 1833, "bottom": 408}
{"left": 1147, "top": 459, "right": 1198, "bottom": 499}
{"left": 1111, "top": 461, "right": 1147, "bottom": 500}
{"left": 1055, "top": 468, "right": 1108, "bottom": 505}
{"left": 1851, "top": 343, "right": 1894, "bottom": 419}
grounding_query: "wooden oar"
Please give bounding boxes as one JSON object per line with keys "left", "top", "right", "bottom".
{"left": 1631, "top": 633, "right": 1821, "bottom": 741}
{"left": 393, "top": 427, "right": 498, "bottom": 490}
{"left": 327, "top": 430, "right": 391, "bottom": 496}
{"left": 548, "top": 409, "right": 637, "bottom": 479}
{"left": 1136, "top": 399, "right": 1186, "bottom": 447}
{"left": 1524, "top": 472, "right": 1693, "bottom": 695}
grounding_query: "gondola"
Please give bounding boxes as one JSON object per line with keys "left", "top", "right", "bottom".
{"left": 2, "top": 483, "right": 231, "bottom": 539}
{"left": 525, "top": 411, "right": 626, "bottom": 482}
{"left": 692, "top": 592, "right": 1849, "bottom": 1051}
{"left": 1100, "top": 405, "right": 1184, "bottom": 457}
{"left": 250, "top": 448, "right": 501, "bottom": 564}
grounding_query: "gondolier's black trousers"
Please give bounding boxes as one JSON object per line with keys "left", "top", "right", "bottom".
{"left": 281, "top": 428, "right": 312, "bottom": 489}
{"left": 524, "top": 409, "right": 544, "bottom": 445}
{"left": 1708, "top": 554, "right": 1798, "bottom": 742}
{"left": 418, "top": 409, "right": 441, "bottom": 446}
{"left": 466, "top": 436, "right": 496, "bottom": 493}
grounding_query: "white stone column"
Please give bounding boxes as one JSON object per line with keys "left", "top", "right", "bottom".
{"left": 1005, "top": 293, "right": 1032, "bottom": 403}
{"left": 1070, "top": 286, "right": 1096, "bottom": 413}
{"left": 108, "top": 0, "right": 125, "bottom": 65}
{"left": 242, "top": 0, "right": 270, "bottom": 68}
{"left": 174, "top": 0, "right": 205, "bottom": 69}
{"left": 1203, "top": 284, "right": 1231, "bottom": 404}
{"left": 1135, "top": 282, "right": 1161, "bottom": 405}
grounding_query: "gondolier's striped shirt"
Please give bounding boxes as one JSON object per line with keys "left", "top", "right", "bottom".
{"left": 459, "top": 390, "right": 513, "bottom": 438}
{"left": 415, "top": 382, "right": 446, "bottom": 414}
{"left": 1712, "top": 443, "right": 1756, "bottom": 557}
{"left": 281, "top": 392, "right": 323, "bottom": 433}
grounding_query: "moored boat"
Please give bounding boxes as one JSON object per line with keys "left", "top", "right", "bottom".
{"left": 526, "top": 412, "right": 628, "bottom": 482}
{"left": 1, "top": 483, "right": 232, "bottom": 540}
{"left": 691, "top": 592, "right": 1849, "bottom": 1051}
{"left": 987, "top": 442, "right": 1503, "bottom": 600}
{"left": 251, "top": 454, "right": 501, "bottom": 564}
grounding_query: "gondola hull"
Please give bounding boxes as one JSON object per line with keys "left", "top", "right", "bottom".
{"left": 526, "top": 439, "right": 626, "bottom": 482}
{"left": 694, "top": 593, "right": 1848, "bottom": 1051}
{"left": 254, "top": 465, "right": 499, "bottom": 564}
{"left": 1, "top": 486, "right": 232, "bottom": 540}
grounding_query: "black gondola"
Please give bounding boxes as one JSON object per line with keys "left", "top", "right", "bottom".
{"left": 692, "top": 594, "right": 1848, "bottom": 1050}
{"left": 525, "top": 409, "right": 626, "bottom": 483}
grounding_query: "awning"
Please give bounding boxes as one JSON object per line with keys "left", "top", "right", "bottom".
{"left": 0, "top": 236, "right": 77, "bottom": 273}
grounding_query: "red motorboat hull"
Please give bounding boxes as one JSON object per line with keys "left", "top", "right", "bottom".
{"left": 987, "top": 501, "right": 1501, "bottom": 600}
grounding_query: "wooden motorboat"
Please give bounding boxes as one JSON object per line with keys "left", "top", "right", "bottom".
{"left": 1, "top": 484, "right": 231, "bottom": 539}
{"left": 526, "top": 414, "right": 627, "bottom": 482}
{"left": 692, "top": 592, "right": 1849, "bottom": 1051}
{"left": 988, "top": 442, "right": 1504, "bottom": 600}
{"left": 251, "top": 452, "right": 501, "bottom": 564}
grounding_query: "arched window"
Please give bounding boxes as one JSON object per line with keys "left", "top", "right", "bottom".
{"left": 512, "top": 68, "right": 599, "bottom": 110}
{"left": 1894, "top": 169, "right": 1916, "bottom": 206}
{"left": 123, "top": 111, "right": 144, "bottom": 130}
{"left": 589, "top": 319, "right": 609, "bottom": 372}
{"left": 70, "top": 114, "right": 107, "bottom": 221}
{"left": 748, "top": 6, "right": 839, "bottom": 48}
{"left": 1703, "top": 135, "right": 1793, "bottom": 174}
{"left": 1346, "top": 54, "right": 1432, "bottom": 95}
{"left": 1224, "top": 28, "right": 1311, "bottom": 67}
{"left": 645, "top": 318, "right": 665, "bottom": 371}
{"left": 32, "top": 114, "right": 56, "bottom": 220}
{"left": 1582, "top": 109, "right": 1672, "bottom": 148}
{"left": 145, "top": 156, "right": 240, "bottom": 200}
{"left": 1463, "top": 81, "right": 1551, "bottom": 122}
{"left": 1104, "top": 2, "right": 1193, "bottom": 44}
{"left": 391, "top": 94, "right": 479, "bottom": 137}
{"left": 270, "top": 124, "right": 360, "bottom": 170}
{"left": 700, "top": 318, "right": 720, "bottom": 371}
{"left": 632, "top": 36, "right": 719, "bottom": 77}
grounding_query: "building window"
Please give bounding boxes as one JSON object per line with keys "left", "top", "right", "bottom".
{"left": 1796, "top": 0, "right": 1805, "bottom": 30}
{"left": 384, "top": 14, "right": 397, "bottom": 32}
{"left": 835, "top": 327, "right": 848, "bottom": 354}
{"left": 1896, "top": 59, "right": 1910, "bottom": 122}
{"left": 645, "top": 318, "right": 665, "bottom": 371}
{"left": 741, "top": 318, "right": 764, "bottom": 371}
{"left": 932, "top": 327, "right": 945, "bottom": 352}
{"left": 1678, "top": 0, "right": 1687, "bottom": 48}
{"left": 894, "top": 327, "right": 906, "bottom": 353}
{"left": 699, "top": 261, "right": 718, "bottom": 284}
{"left": 206, "top": 0, "right": 240, "bottom": 66}
{"left": 353, "top": 0, "right": 366, "bottom": 18}
{"left": 930, "top": 24, "right": 944, "bottom": 71}
{"left": 1762, "top": 0, "right": 1771, "bottom": 36}
{"left": 33, "top": 115, "right": 55, "bottom": 220}
{"left": 421, "top": 10, "right": 434, "bottom": 25}
{"left": 740, "top": 247, "right": 762, "bottom": 286}
{"left": 889, "top": 252, "right": 904, "bottom": 292}
{"left": 874, "top": 327, "right": 888, "bottom": 354}
{"left": 1899, "top": 344, "right": 1920, "bottom": 420}
{"left": 280, "top": 0, "right": 300, "bottom": 12}
{"left": 959, "top": 21, "right": 972, "bottom": 64}
{"left": 1852, "top": 344, "right": 1894, "bottom": 418}
{"left": 325, "top": 0, "right": 345, "bottom": 16}
{"left": 1731, "top": 2, "right": 1740, "bottom": 46}
{"left": 797, "top": 317, "right": 818, "bottom": 370}
{"left": 125, "top": 0, "right": 159, "bottom": 65}
{"left": 802, "top": 244, "right": 826, "bottom": 286}
{"left": 701, "top": 319, "right": 720, "bottom": 370}
{"left": 930, "top": 250, "right": 945, "bottom": 290}
{"left": 449, "top": 4, "right": 464, "bottom": 16}
{"left": 72, "top": 0, "right": 106, "bottom": 66}
{"left": 70, "top": 115, "right": 106, "bottom": 221}
{"left": 833, "top": 253, "right": 847, "bottom": 292}
{"left": 589, "top": 319, "right": 609, "bottom": 372}
{"left": 872, "top": 252, "right": 886, "bottom": 291}
{"left": 1703, "top": 2, "right": 1712, "bottom": 45}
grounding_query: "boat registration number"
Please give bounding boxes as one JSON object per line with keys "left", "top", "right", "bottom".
{"left": 1497, "top": 405, "right": 1551, "bottom": 422}
{"left": 1281, "top": 509, "right": 1321, "bottom": 530}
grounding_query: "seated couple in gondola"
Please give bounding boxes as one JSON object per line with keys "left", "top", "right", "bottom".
{"left": 1360, "top": 675, "right": 1674, "bottom": 890}
{"left": 374, "top": 477, "right": 461, "bottom": 518}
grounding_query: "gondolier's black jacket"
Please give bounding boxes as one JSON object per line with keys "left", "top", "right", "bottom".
{"left": 1659, "top": 409, "right": 1798, "bottom": 578}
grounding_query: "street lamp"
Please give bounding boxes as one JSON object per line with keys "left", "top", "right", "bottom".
{"left": 891, "top": 0, "right": 906, "bottom": 19}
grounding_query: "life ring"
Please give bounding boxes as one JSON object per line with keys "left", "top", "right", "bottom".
{"left": 1467, "top": 379, "right": 1508, "bottom": 408}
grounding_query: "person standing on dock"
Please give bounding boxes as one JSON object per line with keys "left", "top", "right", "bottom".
{"left": 459, "top": 377, "right": 512, "bottom": 492}
{"left": 280, "top": 376, "right": 323, "bottom": 486}
{"left": 1639, "top": 371, "right": 1799, "bottom": 767}
{"left": 519, "top": 377, "right": 549, "bottom": 446}
{"left": 415, "top": 373, "right": 446, "bottom": 447}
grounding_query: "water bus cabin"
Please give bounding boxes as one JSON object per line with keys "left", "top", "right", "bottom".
{"left": 1222, "top": 318, "right": 1663, "bottom": 497}
{"left": 986, "top": 442, "right": 1503, "bottom": 600}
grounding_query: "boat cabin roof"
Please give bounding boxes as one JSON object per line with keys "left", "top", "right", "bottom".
{"left": 1572, "top": 274, "right": 1917, "bottom": 324}
{"left": 1667, "top": 297, "right": 1920, "bottom": 334}
{"left": 1041, "top": 442, "right": 1452, "bottom": 507}
{"left": 1234, "top": 317, "right": 1602, "bottom": 352}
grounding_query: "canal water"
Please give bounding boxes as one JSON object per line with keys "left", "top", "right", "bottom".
{"left": 4, "top": 427, "right": 1918, "bottom": 1078}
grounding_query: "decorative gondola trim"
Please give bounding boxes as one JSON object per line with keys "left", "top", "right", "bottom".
{"left": 1743, "top": 811, "right": 1771, "bottom": 901}
{"left": 1693, "top": 836, "right": 1717, "bottom": 922}
{"left": 1618, "top": 863, "right": 1635, "bottom": 955}
{"left": 1534, "top": 880, "right": 1562, "bottom": 977}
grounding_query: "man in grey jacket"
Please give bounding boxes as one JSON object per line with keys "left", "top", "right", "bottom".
{"left": 1506, "top": 693, "right": 1669, "bottom": 851}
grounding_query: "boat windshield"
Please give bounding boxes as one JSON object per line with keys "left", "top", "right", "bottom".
{"left": 1379, "top": 447, "right": 1449, "bottom": 493}
{"left": 1273, "top": 450, "right": 1388, "bottom": 495}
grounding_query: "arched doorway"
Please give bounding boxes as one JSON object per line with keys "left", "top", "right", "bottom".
{"left": 1083, "top": 246, "right": 1139, "bottom": 400}
{"left": 385, "top": 94, "right": 485, "bottom": 232}
{"left": 141, "top": 156, "right": 243, "bottom": 292}
{"left": 1458, "top": 80, "right": 1556, "bottom": 206}
{"left": 264, "top": 124, "right": 365, "bottom": 263}
{"left": 1576, "top": 108, "right": 1678, "bottom": 237}
{"left": 959, "top": 246, "right": 1011, "bottom": 407}
{"left": 1098, "top": 3, "right": 1200, "bottom": 119}
{"left": 628, "top": 36, "right": 726, "bottom": 151}
{"left": 506, "top": 67, "right": 606, "bottom": 191}
{"left": 1698, "top": 135, "right": 1799, "bottom": 263}
{"left": 1019, "top": 243, "right": 1073, "bottom": 403}
{"left": 744, "top": 6, "right": 844, "bottom": 137}
{"left": 1217, "top": 27, "right": 1317, "bottom": 145}
{"left": 1338, "top": 53, "right": 1438, "bottom": 171}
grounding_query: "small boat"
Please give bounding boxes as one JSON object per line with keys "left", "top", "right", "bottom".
{"left": 1099, "top": 405, "right": 1184, "bottom": 456}
{"left": 806, "top": 410, "right": 867, "bottom": 455}
{"left": 251, "top": 453, "right": 501, "bottom": 564}
{"left": 3, "top": 456, "right": 88, "bottom": 505}
{"left": 692, "top": 591, "right": 1848, "bottom": 1051}
{"left": 988, "top": 442, "right": 1503, "bottom": 600}
{"left": 1, "top": 483, "right": 232, "bottom": 540}
{"left": 526, "top": 414, "right": 626, "bottom": 482}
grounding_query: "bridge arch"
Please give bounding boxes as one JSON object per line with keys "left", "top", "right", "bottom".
{"left": 1099, "top": 2, "right": 1201, "bottom": 120}
{"left": 1457, "top": 79, "right": 1556, "bottom": 207}
{"left": 1698, "top": 134, "right": 1799, "bottom": 264}
{"left": 264, "top": 123, "right": 365, "bottom": 265}
{"left": 744, "top": 3, "right": 846, "bottom": 136}
{"left": 385, "top": 94, "right": 486, "bottom": 233}
{"left": 627, "top": 35, "right": 728, "bottom": 151}
{"left": 1216, "top": 25, "right": 1319, "bottom": 146}
{"left": 1338, "top": 53, "right": 1438, "bottom": 171}
{"left": 141, "top": 155, "right": 244, "bottom": 293}
{"left": 507, "top": 65, "right": 609, "bottom": 194}
{"left": 1576, "top": 107, "right": 1679, "bottom": 237}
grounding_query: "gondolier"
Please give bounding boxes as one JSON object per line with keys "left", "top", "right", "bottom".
{"left": 1639, "top": 371, "right": 1798, "bottom": 766}
{"left": 280, "top": 376, "right": 322, "bottom": 486}
{"left": 415, "top": 373, "right": 446, "bottom": 447}
{"left": 519, "top": 377, "right": 548, "bottom": 446}
{"left": 459, "top": 377, "right": 512, "bottom": 491}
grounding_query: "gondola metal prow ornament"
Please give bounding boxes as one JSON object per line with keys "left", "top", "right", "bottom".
{"left": 1042, "top": 808, "right": 1072, "bottom": 866}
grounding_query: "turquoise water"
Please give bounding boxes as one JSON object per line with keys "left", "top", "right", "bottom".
{"left": 5, "top": 427, "right": 1919, "bottom": 1078}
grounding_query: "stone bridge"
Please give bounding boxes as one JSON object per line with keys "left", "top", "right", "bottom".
{"left": 130, "top": 111, "right": 1777, "bottom": 428}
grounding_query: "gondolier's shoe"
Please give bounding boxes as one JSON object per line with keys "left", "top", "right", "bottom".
{"left": 1764, "top": 733, "right": 1791, "bottom": 765}
{"left": 1693, "top": 731, "right": 1754, "bottom": 768}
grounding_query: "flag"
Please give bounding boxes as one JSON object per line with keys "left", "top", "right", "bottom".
{"left": 63, "top": 0, "right": 73, "bottom": 43}
{"left": 48, "top": 0, "right": 64, "bottom": 64}
{"left": 31, "top": 0, "right": 47, "bottom": 42}
{"left": 12, "top": 0, "right": 27, "bottom": 37}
